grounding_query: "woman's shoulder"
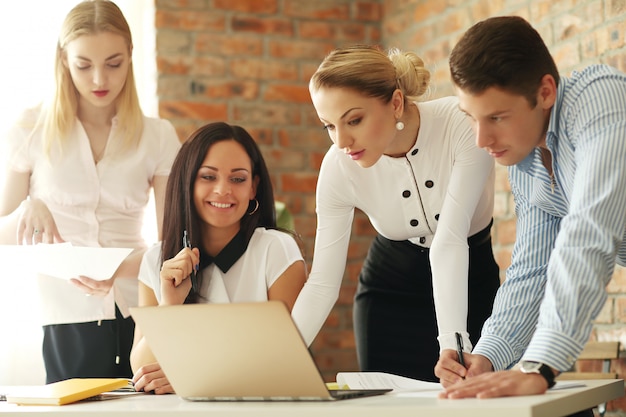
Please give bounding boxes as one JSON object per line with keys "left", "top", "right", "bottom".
{"left": 139, "top": 116, "right": 181, "bottom": 152}
{"left": 417, "top": 96, "right": 461, "bottom": 117}
{"left": 250, "top": 227, "right": 301, "bottom": 251}
{"left": 143, "top": 241, "right": 163, "bottom": 265}
{"left": 251, "top": 227, "right": 296, "bottom": 243}
{"left": 9, "top": 104, "right": 44, "bottom": 131}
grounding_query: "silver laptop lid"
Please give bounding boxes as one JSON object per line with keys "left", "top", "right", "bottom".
{"left": 130, "top": 301, "right": 332, "bottom": 400}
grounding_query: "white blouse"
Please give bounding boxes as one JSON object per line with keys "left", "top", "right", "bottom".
{"left": 5, "top": 106, "right": 181, "bottom": 325}
{"left": 291, "top": 96, "right": 495, "bottom": 350}
{"left": 139, "top": 228, "right": 304, "bottom": 304}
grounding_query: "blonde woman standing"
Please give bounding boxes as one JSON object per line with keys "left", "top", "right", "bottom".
{"left": 0, "top": 0, "right": 180, "bottom": 383}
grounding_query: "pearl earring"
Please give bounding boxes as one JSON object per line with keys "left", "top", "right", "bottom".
{"left": 395, "top": 121, "right": 405, "bottom": 131}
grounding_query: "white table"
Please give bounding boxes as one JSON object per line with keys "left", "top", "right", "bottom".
{"left": 0, "top": 379, "right": 623, "bottom": 417}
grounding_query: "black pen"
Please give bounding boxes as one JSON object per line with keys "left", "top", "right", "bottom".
{"left": 182, "top": 230, "right": 198, "bottom": 292}
{"left": 455, "top": 331, "right": 466, "bottom": 369}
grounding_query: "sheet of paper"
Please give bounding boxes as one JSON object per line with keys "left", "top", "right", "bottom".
{"left": 336, "top": 372, "right": 443, "bottom": 393}
{"left": 0, "top": 243, "right": 133, "bottom": 281}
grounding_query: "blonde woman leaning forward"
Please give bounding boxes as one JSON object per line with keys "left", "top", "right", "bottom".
{"left": 291, "top": 45, "right": 500, "bottom": 382}
{"left": 0, "top": 0, "right": 180, "bottom": 383}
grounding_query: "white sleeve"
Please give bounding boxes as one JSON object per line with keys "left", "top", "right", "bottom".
{"left": 429, "top": 110, "right": 495, "bottom": 352}
{"left": 263, "top": 229, "right": 305, "bottom": 289}
{"left": 138, "top": 242, "right": 163, "bottom": 303}
{"left": 291, "top": 148, "right": 355, "bottom": 346}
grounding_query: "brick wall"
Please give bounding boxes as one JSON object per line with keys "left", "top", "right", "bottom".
{"left": 154, "top": 0, "right": 626, "bottom": 409}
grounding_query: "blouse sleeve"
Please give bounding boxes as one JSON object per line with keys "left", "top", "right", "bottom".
{"left": 262, "top": 229, "right": 305, "bottom": 289}
{"left": 3, "top": 106, "right": 40, "bottom": 173}
{"left": 290, "top": 147, "right": 355, "bottom": 347}
{"left": 152, "top": 118, "right": 181, "bottom": 177}
{"left": 138, "top": 242, "right": 163, "bottom": 303}
{"left": 429, "top": 108, "right": 495, "bottom": 352}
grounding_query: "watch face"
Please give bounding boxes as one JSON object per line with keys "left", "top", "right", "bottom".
{"left": 520, "top": 361, "right": 542, "bottom": 373}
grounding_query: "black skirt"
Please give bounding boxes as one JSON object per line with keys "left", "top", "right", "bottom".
{"left": 42, "top": 305, "right": 134, "bottom": 384}
{"left": 353, "top": 221, "right": 500, "bottom": 382}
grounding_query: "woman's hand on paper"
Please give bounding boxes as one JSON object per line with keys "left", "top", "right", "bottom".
{"left": 70, "top": 275, "right": 114, "bottom": 297}
{"left": 435, "top": 351, "right": 493, "bottom": 387}
{"left": 159, "top": 247, "right": 199, "bottom": 305}
{"left": 438, "top": 369, "right": 549, "bottom": 399}
{"left": 16, "top": 197, "right": 64, "bottom": 245}
{"left": 132, "top": 362, "right": 175, "bottom": 395}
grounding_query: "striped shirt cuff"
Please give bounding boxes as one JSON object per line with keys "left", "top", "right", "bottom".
{"left": 473, "top": 334, "right": 517, "bottom": 371}
{"left": 521, "top": 328, "right": 582, "bottom": 372}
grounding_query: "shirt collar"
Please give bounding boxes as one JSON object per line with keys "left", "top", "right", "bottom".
{"left": 199, "top": 229, "right": 249, "bottom": 273}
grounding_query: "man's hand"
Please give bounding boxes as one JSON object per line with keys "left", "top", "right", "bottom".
{"left": 438, "top": 369, "right": 549, "bottom": 399}
{"left": 435, "top": 352, "right": 493, "bottom": 387}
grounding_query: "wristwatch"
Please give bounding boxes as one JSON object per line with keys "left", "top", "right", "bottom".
{"left": 519, "top": 361, "right": 556, "bottom": 388}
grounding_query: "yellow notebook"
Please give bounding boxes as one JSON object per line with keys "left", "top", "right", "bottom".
{"left": 6, "top": 378, "right": 131, "bottom": 406}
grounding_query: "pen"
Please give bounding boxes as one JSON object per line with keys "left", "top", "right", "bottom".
{"left": 455, "top": 331, "right": 466, "bottom": 369}
{"left": 182, "top": 230, "right": 198, "bottom": 292}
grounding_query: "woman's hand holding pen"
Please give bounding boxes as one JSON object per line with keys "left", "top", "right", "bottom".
{"left": 159, "top": 246, "right": 199, "bottom": 305}
{"left": 16, "top": 197, "right": 64, "bottom": 245}
{"left": 435, "top": 350, "right": 493, "bottom": 387}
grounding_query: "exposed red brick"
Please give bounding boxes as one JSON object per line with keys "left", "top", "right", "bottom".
{"left": 195, "top": 34, "right": 263, "bottom": 55}
{"left": 355, "top": 2, "right": 382, "bottom": 21}
{"left": 280, "top": 172, "right": 318, "bottom": 193}
{"left": 213, "top": 0, "right": 278, "bottom": 13}
{"left": 263, "top": 84, "right": 311, "bottom": 103}
{"left": 229, "top": 58, "right": 299, "bottom": 81}
{"left": 158, "top": 100, "right": 227, "bottom": 120}
{"left": 231, "top": 16, "right": 294, "bottom": 36}
{"left": 268, "top": 39, "right": 336, "bottom": 60}
{"left": 155, "top": 10, "right": 226, "bottom": 31}
{"left": 283, "top": 1, "right": 350, "bottom": 19}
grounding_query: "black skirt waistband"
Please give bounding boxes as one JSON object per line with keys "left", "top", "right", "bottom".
{"left": 468, "top": 218, "right": 493, "bottom": 247}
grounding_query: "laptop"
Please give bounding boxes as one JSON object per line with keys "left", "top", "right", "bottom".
{"left": 130, "top": 301, "right": 391, "bottom": 401}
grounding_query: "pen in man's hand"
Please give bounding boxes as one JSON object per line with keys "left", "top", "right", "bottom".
{"left": 455, "top": 331, "right": 467, "bottom": 369}
{"left": 182, "top": 230, "right": 198, "bottom": 292}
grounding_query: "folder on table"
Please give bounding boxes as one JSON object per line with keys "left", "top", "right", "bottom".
{"left": 6, "top": 378, "right": 130, "bottom": 405}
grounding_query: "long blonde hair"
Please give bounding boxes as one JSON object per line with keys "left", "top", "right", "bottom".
{"left": 309, "top": 45, "right": 431, "bottom": 107}
{"left": 42, "top": 0, "right": 143, "bottom": 155}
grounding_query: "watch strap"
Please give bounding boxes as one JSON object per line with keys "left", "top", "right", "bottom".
{"left": 537, "top": 363, "right": 556, "bottom": 388}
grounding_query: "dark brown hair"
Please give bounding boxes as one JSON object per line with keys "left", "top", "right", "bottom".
{"left": 449, "top": 16, "right": 560, "bottom": 107}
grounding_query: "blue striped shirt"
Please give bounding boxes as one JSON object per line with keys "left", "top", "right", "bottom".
{"left": 473, "top": 65, "right": 626, "bottom": 372}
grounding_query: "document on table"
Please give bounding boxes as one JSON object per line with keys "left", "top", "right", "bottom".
{"left": 336, "top": 372, "right": 443, "bottom": 397}
{"left": 0, "top": 243, "right": 133, "bottom": 280}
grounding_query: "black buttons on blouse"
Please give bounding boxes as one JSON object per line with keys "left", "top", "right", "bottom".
{"left": 435, "top": 214, "right": 439, "bottom": 221}
{"left": 402, "top": 190, "right": 411, "bottom": 198}
{"left": 425, "top": 180, "right": 434, "bottom": 188}
{"left": 410, "top": 219, "right": 419, "bottom": 227}
{"left": 419, "top": 237, "right": 426, "bottom": 244}
{"left": 411, "top": 149, "right": 418, "bottom": 156}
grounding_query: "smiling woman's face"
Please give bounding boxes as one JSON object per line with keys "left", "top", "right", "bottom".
{"left": 193, "top": 140, "right": 258, "bottom": 236}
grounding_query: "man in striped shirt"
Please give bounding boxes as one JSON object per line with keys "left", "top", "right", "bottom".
{"left": 436, "top": 15, "right": 626, "bottom": 404}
